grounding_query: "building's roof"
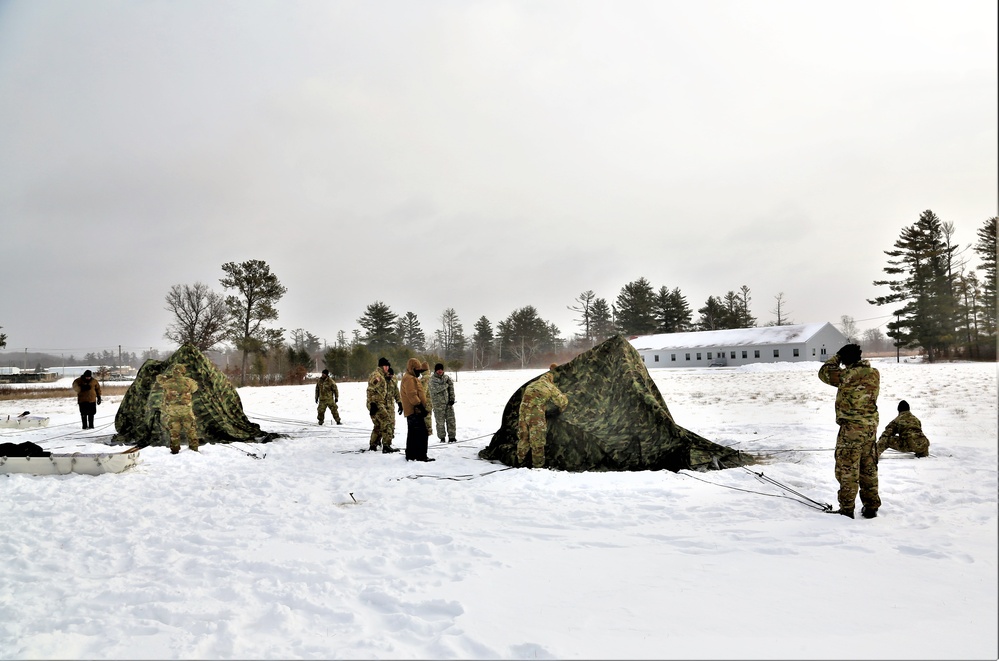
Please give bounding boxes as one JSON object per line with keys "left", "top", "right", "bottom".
{"left": 629, "top": 323, "right": 836, "bottom": 351}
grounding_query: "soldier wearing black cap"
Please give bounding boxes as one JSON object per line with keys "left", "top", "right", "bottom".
{"left": 429, "top": 362, "right": 457, "bottom": 443}
{"left": 877, "top": 400, "right": 930, "bottom": 458}
{"left": 315, "top": 369, "right": 341, "bottom": 425}
{"left": 818, "top": 343, "right": 881, "bottom": 519}
{"left": 366, "top": 357, "right": 398, "bottom": 453}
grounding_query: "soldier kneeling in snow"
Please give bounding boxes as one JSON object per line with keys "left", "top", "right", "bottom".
{"left": 877, "top": 400, "right": 930, "bottom": 458}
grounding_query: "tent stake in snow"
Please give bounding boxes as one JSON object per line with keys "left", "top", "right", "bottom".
{"left": 742, "top": 466, "right": 833, "bottom": 512}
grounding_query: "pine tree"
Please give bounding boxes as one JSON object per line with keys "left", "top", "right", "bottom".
{"left": 436, "top": 308, "right": 466, "bottom": 361}
{"left": 497, "top": 306, "right": 552, "bottom": 368}
{"left": 615, "top": 278, "right": 657, "bottom": 335}
{"left": 471, "top": 316, "right": 494, "bottom": 369}
{"left": 396, "top": 312, "right": 426, "bottom": 352}
{"left": 697, "top": 296, "right": 726, "bottom": 330}
{"left": 590, "top": 298, "right": 617, "bottom": 341}
{"left": 869, "top": 210, "right": 959, "bottom": 362}
{"left": 220, "top": 259, "right": 288, "bottom": 385}
{"left": 653, "top": 286, "right": 692, "bottom": 333}
{"left": 357, "top": 301, "right": 399, "bottom": 353}
{"left": 974, "top": 216, "right": 997, "bottom": 345}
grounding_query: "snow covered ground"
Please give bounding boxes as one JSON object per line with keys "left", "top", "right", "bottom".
{"left": 0, "top": 359, "right": 996, "bottom": 660}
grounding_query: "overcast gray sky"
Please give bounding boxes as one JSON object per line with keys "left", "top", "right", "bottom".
{"left": 1, "top": 0, "right": 996, "bottom": 357}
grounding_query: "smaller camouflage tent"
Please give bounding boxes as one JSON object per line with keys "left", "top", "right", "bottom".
{"left": 114, "top": 343, "right": 280, "bottom": 447}
{"left": 479, "top": 335, "right": 755, "bottom": 472}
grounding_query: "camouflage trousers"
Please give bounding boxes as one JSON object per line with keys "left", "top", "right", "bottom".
{"left": 516, "top": 405, "right": 548, "bottom": 468}
{"left": 369, "top": 405, "right": 394, "bottom": 451}
{"left": 835, "top": 422, "right": 880, "bottom": 512}
{"left": 317, "top": 397, "right": 341, "bottom": 425}
{"left": 162, "top": 405, "right": 199, "bottom": 451}
{"left": 877, "top": 435, "right": 929, "bottom": 456}
{"left": 432, "top": 402, "right": 456, "bottom": 441}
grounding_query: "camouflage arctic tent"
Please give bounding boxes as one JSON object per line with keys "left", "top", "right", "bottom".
{"left": 479, "top": 335, "right": 755, "bottom": 472}
{"left": 113, "top": 343, "right": 280, "bottom": 447}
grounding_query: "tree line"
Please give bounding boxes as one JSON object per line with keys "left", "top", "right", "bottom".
{"left": 8, "top": 210, "right": 990, "bottom": 380}
{"left": 159, "top": 258, "right": 817, "bottom": 384}
{"left": 869, "top": 211, "right": 996, "bottom": 361}
{"left": 158, "top": 210, "right": 999, "bottom": 382}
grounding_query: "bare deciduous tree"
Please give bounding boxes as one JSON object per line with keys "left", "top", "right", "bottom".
{"left": 769, "top": 292, "right": 792, "bottom": 326}
{"left": 163, "top": 282, "right": 231, "bottom": 352}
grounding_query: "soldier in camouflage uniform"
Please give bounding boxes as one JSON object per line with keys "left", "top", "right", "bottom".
{"left": 382, "top": 366, "right": 403, "bottom": 449}
{"left": 818, "top": 343, "right": 880, "bottom": 519}
{"left": 517, "top": 364, "right": 569, "bottom": 468}
{"left": 315, "top": 369, "right": 341, "bottom": 425}
{"left": 429, "top": 363, "right": 457, "bottom": 443}
{"left": 877, "top": 400, "right": 930, "bottom": 458}
{"left": 154, "top": 364, "right": 200, "bottom": 454}
{"left": 419, "top": 361, "right": 434, "bottom": 435}
{"left": 367, "top": 357, "right": 399, "bottom": 453}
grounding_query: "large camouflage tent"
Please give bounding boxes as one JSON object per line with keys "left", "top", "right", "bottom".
{"left": 479, "top": 335, "right": 756, "bottom": 472}
{"left": 113, "top": 343, "right": 280, "bottom": 447}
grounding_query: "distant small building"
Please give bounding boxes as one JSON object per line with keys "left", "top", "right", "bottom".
{"left": 630, "top": 322, "right": 848, "bottom": 368}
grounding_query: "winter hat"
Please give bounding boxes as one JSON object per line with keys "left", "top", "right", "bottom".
{"left": 435, "top": 363, "right": 444, "bottom": 372}
{"left": 421, "top": 361, "right": 430, "bottom": 372}
{"left": 898, "top": 400, "right": 910, "bottom": 412}
{"left": 321, "top": 369, "right": 329, "bottom": 375}
{"left": 837, "top": 343, "right": 862, "bottom": 365}
{"left": 549, "top": 363, "right": 558, "bottom": 370}
{"left": 378, "top": 357, "right": 390, "bottom": 367}
{"left": 83, "top": 370, "right": 92, "bottom": 378}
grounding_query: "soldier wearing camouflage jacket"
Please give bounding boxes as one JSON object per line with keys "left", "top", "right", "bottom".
{"left": 429, "top": 363, "right": 457, "bottom": 443}
{"left": 419, "top": 361, "right": 434, "bottom": 435}
{"left": 382, "top": 367, "right": 403, "bottom": 448}
{"left": 877, "top": 401, "right": 930, "bottom": 458}
{"left": 517, "top": 364, "right": 569, "bottom": 468}
{"left": 818, "top": 343, "right": 880, "bottom": 518}
{"left": 315, "top": 369, "right": 341, "bottom": 425}
{"left": 154, "top": 364, "right": 200, "bottom": 454}
{"left": 367, "top": 358, "right": 397, "bottom": 453}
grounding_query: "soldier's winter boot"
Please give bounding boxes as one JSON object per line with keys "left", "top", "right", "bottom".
{"left": 447, "top": 437, "right": 456, "bottom": 443}
{"left": 834, "top": 508, "right": 855, "bottom": 519}
{"left": 170, "top": 446, "right": 180, "bottom": 455}
{"left": 861, "top": 507, "right": 878, "bottom": 519}
{"left": 87, "top": 415, "right": 95, "bottom": 429}
{"left": 383, "top": 446, "right": 399, "bottom": 454}
{"left": 81, "top": 414, "right": 88, "bottom": 430}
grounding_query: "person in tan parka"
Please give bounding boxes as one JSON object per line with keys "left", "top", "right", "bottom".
{"left": 400, "top": 358, "right": 433, "bottom": 462}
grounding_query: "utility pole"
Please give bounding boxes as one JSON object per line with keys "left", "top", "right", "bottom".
{"left": 895, "top": 314, "right": 902, "bottom": 363}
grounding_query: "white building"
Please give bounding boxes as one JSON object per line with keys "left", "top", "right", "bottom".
{"left": 630, "top": 322, "right": 849, "bottom": 368}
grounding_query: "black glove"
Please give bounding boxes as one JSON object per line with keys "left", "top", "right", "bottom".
{"left": 315, "top": 398, "right": 319, "bottom": 404}
{"left": 447, "top": 397, "right": 455, "bottom": 406}
{"left": 97, "top": 396, "right": 102, "bottom": 405}
{"left": 369, "top": 402, "right": 377, "bottom": 416}
{"left": 837, "top": 343, "right": 861, "bottom": 365}
{"left": 414, "top": 404, "right": 427, "bottom": 417}
{"left": 397, "top": 401, "right": 403, "bottom": 415}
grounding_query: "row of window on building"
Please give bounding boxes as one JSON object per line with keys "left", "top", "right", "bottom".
{"left": 647, "top": 346, "right": 830, "bottom": 363}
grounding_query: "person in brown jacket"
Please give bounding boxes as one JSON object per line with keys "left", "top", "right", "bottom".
{"left": 400, "top": 357, "right": 433, "bottom": 462}
{"left": 72, "top": 369, "right": 102, "bottom": 429}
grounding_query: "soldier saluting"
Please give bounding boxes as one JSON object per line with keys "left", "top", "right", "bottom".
{"left": 818, "top": 343, "right": 880, "bottom": 519}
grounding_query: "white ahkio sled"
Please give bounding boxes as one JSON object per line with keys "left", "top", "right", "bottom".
{"left": 0, "top": 411, "right": 50, "bottom": 428}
